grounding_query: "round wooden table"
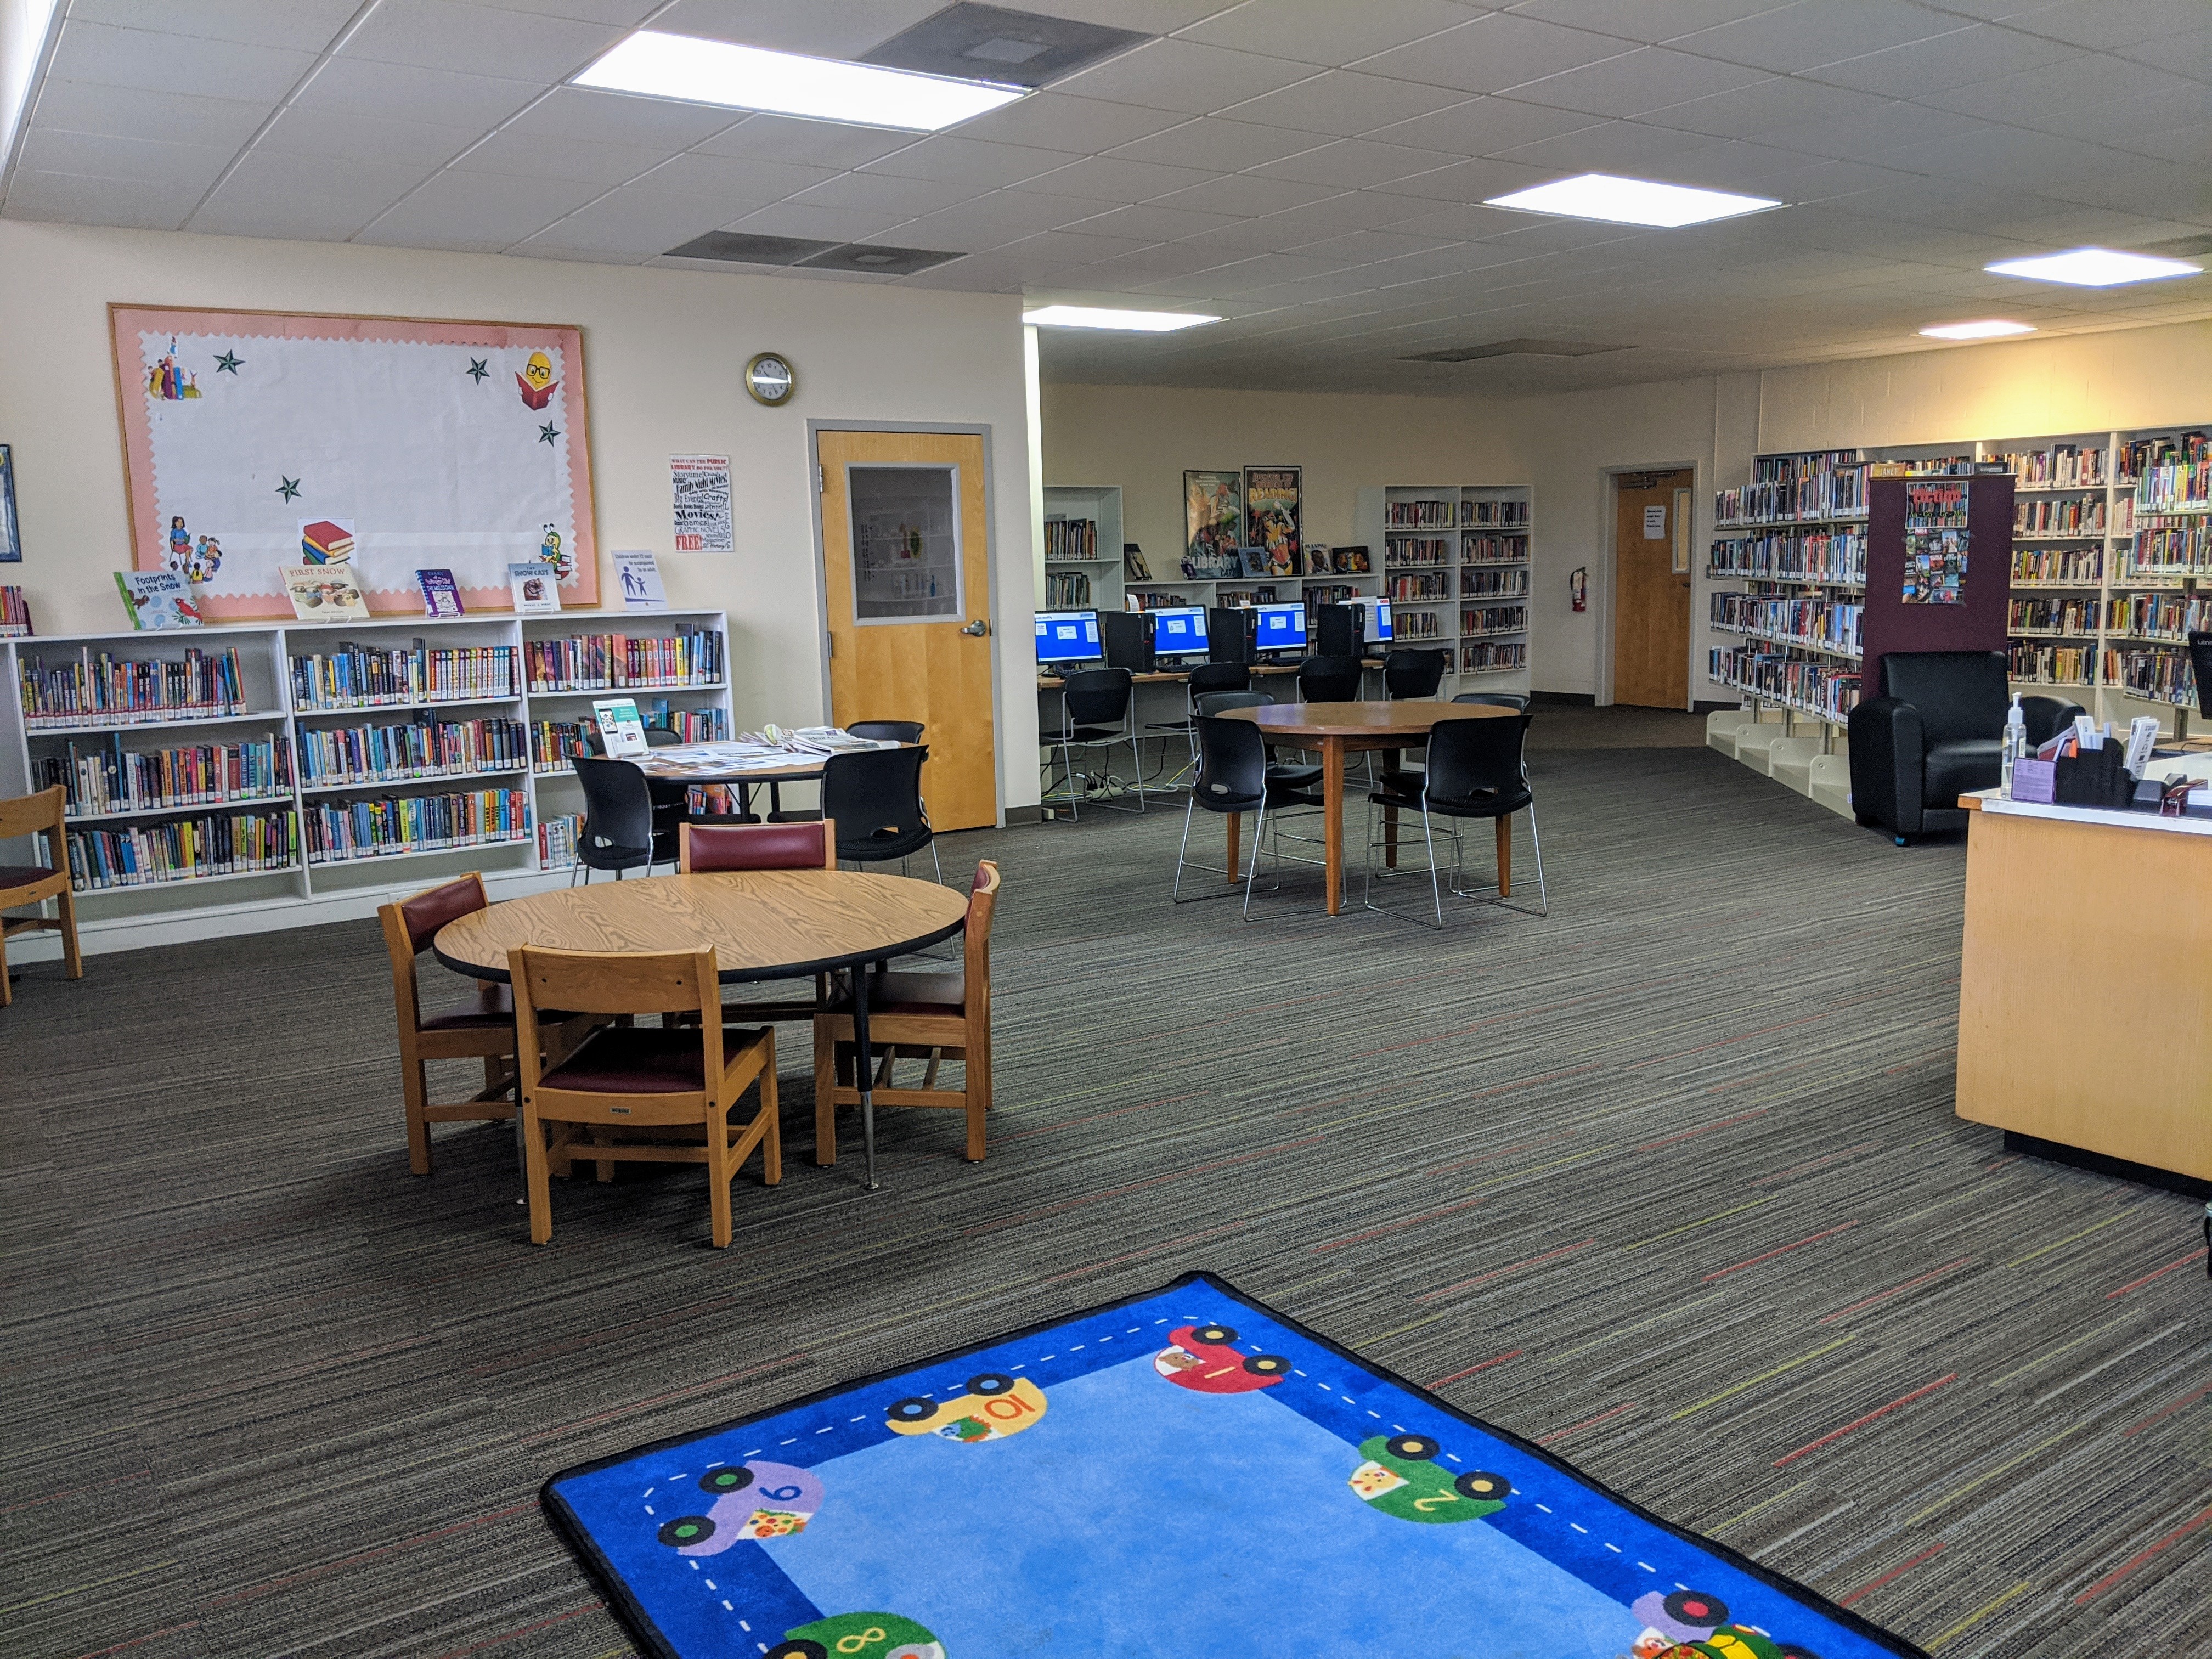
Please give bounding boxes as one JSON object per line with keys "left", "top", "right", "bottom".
{"left": 1217, "top": 701, "right": 1516, "bottom": 915}
{"left": 434, "top": 870, "right": 969, "bottom": 1189}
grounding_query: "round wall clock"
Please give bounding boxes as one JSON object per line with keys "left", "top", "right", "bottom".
{"left": 744, "top": 352, "right": 796, "bottom": 407}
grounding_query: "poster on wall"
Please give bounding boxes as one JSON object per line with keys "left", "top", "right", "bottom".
{"left": 0, "top": 443, "right": 19, "bottom": 562}
{"left": 110, "top": 304, "right": 597, "bottom": 619}
{"left": 671, "top": 454, "right": 733, "bottom": 552}
{"left": 1244, "top": 466, "right": 1301, "bottom": 577}
{"left": 1902, "top": 480, "right": 1968, "bottom": 605}
{"left": 1183, "top": 469, "right": 1243, "bottom": 578}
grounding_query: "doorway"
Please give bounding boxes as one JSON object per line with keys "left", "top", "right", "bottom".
{"left": 816, "top": 428, "right": 999, "bottom": 831}
{"left": 1611, "top": 468, "right": 1695, "bottom": 709}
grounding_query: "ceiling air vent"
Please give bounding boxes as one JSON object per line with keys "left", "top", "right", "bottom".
{"left": 664, "top": 232, "right": 838, "bottom": 266}
{"left": 861, "top": 3, "right": 1149, "bottom": 90}
{"left": 798, "top": 243, "right": 966, "bottom": 276}
{"left": 1400, "top": 338, "right": 1630, "bottom": 363}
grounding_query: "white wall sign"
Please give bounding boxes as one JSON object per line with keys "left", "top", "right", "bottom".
{"left": 672, "top": 454, "right": 733, "bottom": 552}
{"left": 1643, "top": 504, "right": 1667, "bottom": 538}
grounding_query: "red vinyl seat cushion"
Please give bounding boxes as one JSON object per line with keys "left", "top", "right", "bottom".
{"left": 0, "top": 862, "right": 61, "bottom": 894}
{"left": 540, "top": 1025, "right": 761, "bottom": 1093}
{"left": 828, "top": 970, "right": 964, "bottom": 1018}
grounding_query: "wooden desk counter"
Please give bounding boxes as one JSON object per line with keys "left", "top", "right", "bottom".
{"left": 1955, "top": 794, "right": 2212, "bottom": 1181}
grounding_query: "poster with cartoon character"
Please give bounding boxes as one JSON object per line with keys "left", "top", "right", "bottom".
{"left": 111, "top": 305, "right": 599, "bottom": 619}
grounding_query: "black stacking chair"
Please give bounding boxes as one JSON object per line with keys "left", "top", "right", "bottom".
{"left": 1298, "top": 655, "right": 1364, "bottom": 703}
{"left": 1452, "top": 691, "right": 1528, "bottom": 712}
{"left": 1173, "top": 715, "right": 1325, "bottom": 916}
{"left": 848, "top": 720, "right": 924, "bottom": 744}
{"left": 1045, "top": 665, "right": 1145, "bottom": 819}
{"left": 1363, "top": 713, "right": 1546, "bottom": 927}
{"left": 821, "top": 746, "right": 939, "bottom": 881}
{"left": 1385, "top": 648, "right": 1449, "bottom": 699}
{"left": 1152, "top": 662, "right": 1251, "bottom": 788}
{"left": 572, "top": 755, "right": 674, "bottom": 883}
{"left": 1195, "top": 691, "right": 1322, "bottom": 795}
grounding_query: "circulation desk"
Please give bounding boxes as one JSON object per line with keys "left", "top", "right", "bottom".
{"left": 1954, "top": 791, "right": 2212, "bottom": 1183}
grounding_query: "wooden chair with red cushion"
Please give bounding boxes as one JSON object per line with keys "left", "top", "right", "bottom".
{"left": 813, "top": 859, "right": 998, "bottom": 1164}
{"left": 0, "top": 786, "right": 83, "bottom": 1008}
{"left": 679, "top": 819, "right": 836, "bottom": 1024}
{"left": 377, "top": 872, "right": 595, "bottom": 1176}
{"left": 510, "top": 944, "right": 779, "bottom": 1248}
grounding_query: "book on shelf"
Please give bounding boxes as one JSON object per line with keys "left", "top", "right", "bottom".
{"left": 1042, "top": 518, "right": 1097, "bottom": 562}
{"left": 296, "top": 715, "right": 527, "bottom": 787}
{"left": 523, "top": 630, "right": 722, "bottom": 691}
{"left": 37, "top": 735, "right": 291, "bottom": 818}
{"left": 538, "top": 812, "right": 582, "bottom": 871}
{"left": 612, "top": 548, "right": 667, "bottom": 610}
{"left": 1385, "top": 498, "right": 1455, "bottom": 529}
{"left": 66, "top": 808, "right": 297, "bottom": 890}
{"left": 284, "top": 564, "right": 371, "bottom": 623}
{"left": 21, "top": 645, "right": 245, "bottom": 725}
{"left": 509, "top": 562, "right": 561, "bottom": 614}
{"left": 303, "top": 786, "right": 531, "bottom": 864}
{"left": 415, "top": 569, "right": 464, "bottom": 618}
{"left": 0, "top": 584, "right": 29, "bottom": 636}
{"left": 115, "top": 571, "right": 202, "bottom": 630}
{"left": 1122, "top": 544, "right": 1151, "bottom": 582}
{"left": 1043, "top": 569, "right": 1092, "bottom": 608}
{"left": 291, "top": 642, "right": 518, "bottom": 708}
{"left": 591, "top": 697, "right": 650, "bottom": 758}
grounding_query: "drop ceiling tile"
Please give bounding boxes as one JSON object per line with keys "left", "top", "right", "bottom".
{"left": 896, "top": 253, "right": 1029, "bottom": 290}
{"left": 1105, "top": 116, "right": 1328, "bottom": 172}
{"left": 995, "top": 227, "right": 1163, "bottom": 266}
{"left": 3, "top": 167, "right": 194, "bottom": 230}
{"left": 1260, "top": 189, "right": 1448, "bottom": 231}
{"left": 647, "top": 0, "right": 944, "bottom": 58}
{"left": 68, "top": 0, "right": 361, "bottom": 51}
{"left": 1504, "top": 47, "right": 1773, "bottom": 118}
{"left": 436, "top": 128, "right": 664, "bottom": 185}
{"left": 1806, "top": 26, "right": 2084, "bottom": 99}
{"left": 1878, "top": 126, "right": 2124, "bottom": 192}
{"left": 1362, "top": 95, "right": 1602, "bottom": 157}
{"left": 1284, "top": 226, "right": 1457, "bottom": 262}
{"left": 1048, "top": 38, "right": 1321, "bottom": 116}
{"left": 17, "top": 127, "right": 233, "bottom": 190}
{"left": 474, "top": 0, "right": 664, "bottom": 21}
{"left": 1758, "top": 98, "right": 1989, "bottom": 162}
{"left": 1245, "top": 137, "right": 1466, "bottom": 189}
{"left": 1637, "top": 73, "right": 1886, "bottom": 139}
{"left": 1355, "top": 13, "right": 1639, "bottom": 95}
{"left": 510, "top": 240, "right": 653, "bottom": 263}
{"left": 1019, "top": 153, "right": 1222, "bottom": 201}
{"left": 27, "top": 78, "right": 273, "bottom": 149}
{"left": 1500, "top": 0, "right": 1801, "bottom": 41}
{"left": 338, "top": 0, "right": 622, "bottom": 80}
{"left": 782, "top": 172, "right": 984, "bottom": 216}
{"left": 1216, "top": 69, "right": 1467, "bottom": 137}
{"left": 2111, "top": 26, "right": 2212, "bottom": 78}
{"left": 690, "top": 115, "right": 914, "bottom": 170}
{"left": 501, "top": 86, "right": 744, "bottom": 149}
{"left": 1487, "top": 117, "right": 1719, "bottom": 171}
{"left": 1148, "top": 172, "right": 1344, "bottom": 215}
{"left": 725, "top": 201, "right": 918, "bottom": 243}
{"left": 2117, "top": 121, "right": 2212, "bottom": 166}
{"left": 1061, "top": 200, "right": 1241, "bottom": 242}
{"left": 1243, "top": 267, "right": 1395, "bottom": 303}
{"left": 637, "top": 151, "right": 843, "bottom": 204}
{"left": 1919, "top": 52, "right": 2193, "bottom": 121}
{"left": 354, "top": 167, "right": 606, "bottom": 249}
{"left": 905, "top": 188, "right": 1102, "bottom": 241}
{"left": 517, "top": 184, "right": 741, "bottom": 253}
{"left": 190, "top": 152, "right": 432, "bottom": 239}
{"left": 1073, "top": 241, "right": 1250, "bottom": 282}
{"left": 1637, "top": 137, "right": 1842, "bottom": 191}
{"left": 290, "top": 57, "right": 544, "bottom": 128}
{"left": 48, "top": 18, "right": 317, "bottom": 103}
{"left": 2013, "top": 83, "right": 2212, "bottom": 146}
{"left": 1173, "top": 216, "right": 1344, "bottom": 255}
{"left": 2000, "top": 0, "right": 2212, "bottom": 50}
{"left": 859, "top": 135, "right": 1073, "bottom": 189}
{"left": 949, "top": 93, "right": 1188, "bottom": 154}
{"left": 1366, "top": 156, "right": 1555, "bottom": 204}
{"left": 1181, "top": 0, "right": 1481, "bottom": 67}
{"left": 1670, "top": 0, "right": 1968, "bottom": 71}
{"left": 255, "top": 105, "right": 481, "bottom": 168}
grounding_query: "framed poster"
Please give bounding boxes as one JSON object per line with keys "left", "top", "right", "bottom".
{"left": 0, "top": 442, "right": 18, "bottom": 562}
{"left": 1183, "top": 469, "right": 1243, "bottom": 578}
{"left": 110, "top": 304, "right": 599, "bottom": 619}
{"left": 1244, "top": 466, "right": 1301, "bottom": 577}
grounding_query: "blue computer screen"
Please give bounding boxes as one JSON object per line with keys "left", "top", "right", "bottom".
{"left": 1375, "top": 600, "right": 1394, "bottom": 642}
{"left": 1253, "top": 602, "right": 1307, "bottom": 653}
{"left": 1152, "top": 606, "right": 1209, "bottom": 656}
{"left": 1035, "top": 611, "right": 1104, "bottom": 667}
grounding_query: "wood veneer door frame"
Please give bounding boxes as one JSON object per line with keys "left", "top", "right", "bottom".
{"left": 808, "top": 420, "right": 1006, "bottom": 830}
{"left": 1600, "top": 460, "right": 1699, "bottom": 710}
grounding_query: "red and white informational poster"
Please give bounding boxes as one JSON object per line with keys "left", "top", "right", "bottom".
{"left": 670, "top": 454, "right": 733, "bottom": 553}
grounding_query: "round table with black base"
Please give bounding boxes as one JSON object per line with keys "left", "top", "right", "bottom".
{"left": 432, "top": 870, "right": 969, "bottom": 1192}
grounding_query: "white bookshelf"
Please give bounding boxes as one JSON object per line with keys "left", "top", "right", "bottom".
{"left": 0, "top": 608, "right": 732, "bottom": 957}
{"left": 1353, "top": 483, "right": 1532, "bottom": 689}
{"left": 1042, "top": 484, "right": 1124, "bottom": 614}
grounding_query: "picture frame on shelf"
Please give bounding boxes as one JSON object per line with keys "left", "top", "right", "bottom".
{"left": 1184, "top": 470, "right": 1242, "bottom": 571}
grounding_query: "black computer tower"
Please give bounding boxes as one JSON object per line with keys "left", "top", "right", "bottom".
{"left": 1100, "top": 609, "right": 1156, "bottom": 673}
{"left": 1207, "top": 606, "right": 1255, "bottom": 664}
{"left": 1316, "top": 602, "right": 1365, "bottom": 659}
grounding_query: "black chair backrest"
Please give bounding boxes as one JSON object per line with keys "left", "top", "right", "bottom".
{"left": 2017, "top": 695, "right": 2083, "bottom": 749}
{"left": 1188, "top": 662, "right": 1250, "bottom": 698}
{"left": 1194, "top": 690, "right": 1268, "bottom": 716}
{"left": 1424, "top": 714, "right": 1532, "bottom": 804}
{"left": 1062, "top": 666, "right": 1132, "bottom": 727}
{"left": 1299, "top": 655, "right": 1364, "bottom": 703}
{"left": 1385, "top": 648, "right": 1449, "bottom": 699}
{"left": 572, "top": 755, "right": 654, "bottom": 864}
{"left": 643, "top": 725, "right": 682, "bottom": 747}
{"left": 1099, "top": 610, "right": 1155, "bottom": 673}
{"left": 1879, "top": 651, "right": 2008, "bottom": 745}
{"left": 1453, "top": 691, "right": 1529, "bottom": 711}
{"left": 849, "top": 720, "right": 924, "bottom": 744}
{"left": 1190, "top": 715, "right": 1268, "bottom": 811}
{"left": 822, "top": 746, "right": 930, "bottom": 855}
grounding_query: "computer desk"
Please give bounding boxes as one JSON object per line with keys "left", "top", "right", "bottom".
{"left": 1034, "top": 659, "right": 1385, "bottom": 690}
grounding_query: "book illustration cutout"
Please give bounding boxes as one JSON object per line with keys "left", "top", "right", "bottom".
{"left": 611, "top": 548, "right": 667, "bottom": 610}
{"left": 115, "top": 571, "right": 204, "bottom": 630}
{"left": 510, "top": 562, "right": 561, "bottom": 614}
{"left": 301, "top": 520, "right": 354, "bottom": 564}
{"left": 284, "top": 564, "right": 371, "bottom": 623}
{"left": 1245, "top": 466, "right": 1301, "bottom": 577}
{"left": 1903, "top": 482, "right": 1968, "bottom": 605}
{"left": 416, "top": 569, "right": 464, "bottom": 618}
{"left": 592, "top": 697, "right": 649, "bottom": 758}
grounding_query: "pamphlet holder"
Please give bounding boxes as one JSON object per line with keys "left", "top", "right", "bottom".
{"left": 2052, "top": 746, "right": 2131, "bottom": 809}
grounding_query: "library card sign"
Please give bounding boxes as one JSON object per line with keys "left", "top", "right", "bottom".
{"left": 111, "top": 304, "right": 600, "bottom": 620}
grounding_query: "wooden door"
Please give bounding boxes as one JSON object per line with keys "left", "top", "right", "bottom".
{"left": 1612, "top": 468, "right": 1693, "bottom": 708}
{"left": 819, "top": 429, "right": 998, "bottom": 830}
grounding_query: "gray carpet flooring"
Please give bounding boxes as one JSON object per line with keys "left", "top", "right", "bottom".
{"left": 4, "top": 737, "right": 2208, "bottom": 1659}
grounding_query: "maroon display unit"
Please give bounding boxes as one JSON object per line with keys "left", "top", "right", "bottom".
{"left": 1860, "top": 471, "right": 2014, "bottom": 693}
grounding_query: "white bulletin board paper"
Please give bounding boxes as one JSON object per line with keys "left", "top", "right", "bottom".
{"left": 112, "top": 304, "right": 599, "bottom": 619}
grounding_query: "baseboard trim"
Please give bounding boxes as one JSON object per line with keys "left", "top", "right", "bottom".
{"left": 2002, "top": 1130, "right": 2211, "bottom": 1198}
{"left": 1691, "top": 699, "right": 1739, "bottom": 715}
{"left": 1528, "top": 690, "right": 1595, "bottom": 707}
{"left": 1001, "top": 804, "right": 1045, "bottom": 826}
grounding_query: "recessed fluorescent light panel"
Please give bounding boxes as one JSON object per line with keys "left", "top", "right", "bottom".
{"left": 575, "top": 31, "right": 1023, "bottom": 131}
{"left": 1984, "top": 247, "right": 2203, "bottom": 287}
{"left": 1023, "top": 306, "right": 1218, "bottom": 332}
{"left": 1920, "top": 320, "right": 2035, "bottom": 340}
{"left": 1484, "top": 173, "right": 1779, "bottom": 228}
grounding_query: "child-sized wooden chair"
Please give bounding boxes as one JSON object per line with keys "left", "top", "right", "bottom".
{"left": 0, "top": 786, "right": 82, "bottom": 1008}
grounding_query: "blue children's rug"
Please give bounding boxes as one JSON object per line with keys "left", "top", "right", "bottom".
{"left": 544, "top": 1272, "right": 1928, "bottom": 1659}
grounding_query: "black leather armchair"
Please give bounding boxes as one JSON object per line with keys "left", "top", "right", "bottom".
{"left": 1849, "top": 652, "right": 2013, "bottom": 842}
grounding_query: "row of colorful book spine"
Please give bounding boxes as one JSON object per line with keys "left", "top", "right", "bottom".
{"left": 1460, "top": 605, "right": 1528, "bottom": 638}
{"left": 290, "top": 645, "right": 517, "bottom": 708}
{"left": 1461, "top": 500, "right": 1529, "bottom": 527}
{"left": 1708, "top": 647, "right": 1859, "bottom": 720}
{"left": 0, "top": 585, "right": 30, "bottom": 637}
{"left": 1999, "top": 445, "right": 2108, "bottom": 488}
{"left": 1460, "top": 640, "right": 1526, "bottom": 673}
{"left": 20, "top": 647, "right": 245, "bottom": 725}
{"left": 295, "top": 716, "right": 528, "bottom": 787}
{"left": 523, "top": 630, "right": 724, "bottom": 690}
{"left": 1042, "top": 518, "right": 1097, "bottom": 560}
{"left": 302, "top": 788, "right": 531, "bottom": 864}
{"left": 1707, "top": 531, "right": 1867, "bottom": 585}
{"left": 66, "top": 809, "right": 296, "bottom": 889}
{"left": 2008, "top": 644, "right": 2094, "bottom": 687}
{"left": 1710, "top": 594, "right": 1862, "bottom": 657}
{"left": 37, "top": 737, "right": 290, "bottom": 818}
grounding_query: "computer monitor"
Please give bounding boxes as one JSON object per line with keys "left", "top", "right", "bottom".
{"left": 1252, "top": 601, "right": 1308, "bottom": 657}
{"left": 1035, "top": 610, "right": 1104, "bottom": 670}
{"left": 1374, "top": 600, "right": 1394, "bottom": 643}
{"left": 1151, "top": 605, "right": 1209, "bottom": 660}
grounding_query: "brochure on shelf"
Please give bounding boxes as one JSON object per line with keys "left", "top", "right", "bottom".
{"left": 591, "top": 697, "right": 649, "bottom": 758}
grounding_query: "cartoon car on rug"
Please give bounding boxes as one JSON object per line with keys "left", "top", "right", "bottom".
{"left": 884, "top": 1373, "right": 1047, "bottom": 1443}
{"left": 1346, "top": 1434, "right": 1511, "bottom": 1523}
{"left": 766, "top": 1611, "right": 945, "bottom": 1659}
{"left": 653, "top": 1460, "right": 824, "bottom": 1557}
{"left": 1629, "top": 1589, "right": 1822, "bottom": 1659}
{"left": 1152, "top": 1323, "right": 1291, "bottom": 1393}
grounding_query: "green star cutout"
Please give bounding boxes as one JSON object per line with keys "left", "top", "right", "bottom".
{"left": 276, "top": 476, "right": 301, "bottom": 501}
{"left": 466, "top": 357, "right": 489, "bottom": 382}
{"left": 539, "top": 421, "right": 559, "bottom": 445}
{"left": 213, "top": 351, "right": 242, "bottom": 374}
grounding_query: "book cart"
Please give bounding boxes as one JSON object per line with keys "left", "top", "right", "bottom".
{"left": 0, "top": 610, "right": 731, "bottom": 959}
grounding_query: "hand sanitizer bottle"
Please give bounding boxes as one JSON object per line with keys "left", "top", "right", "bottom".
{"left": 2001, "top": 694, "right": 2027, "bottom": 800}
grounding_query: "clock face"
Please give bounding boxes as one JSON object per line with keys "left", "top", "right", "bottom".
{"left": 746, "top": 353, "right": 794, "bottom": 405}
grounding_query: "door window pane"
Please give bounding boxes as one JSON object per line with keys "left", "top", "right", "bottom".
{"left": 849, "top": 464, "right": 961, "bottom": 622}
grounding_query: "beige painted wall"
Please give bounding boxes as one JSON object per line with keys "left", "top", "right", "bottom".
{"left": 0, "top": 219, "right": 1041, "bottom": 808}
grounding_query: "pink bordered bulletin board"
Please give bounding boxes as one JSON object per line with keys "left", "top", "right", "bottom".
{"left": 110, "top": 304, "right": 599, "bottom": 619}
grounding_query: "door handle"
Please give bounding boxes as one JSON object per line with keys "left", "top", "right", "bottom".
{"left": 960, "top": 618, "right": 990, "bottom": 637}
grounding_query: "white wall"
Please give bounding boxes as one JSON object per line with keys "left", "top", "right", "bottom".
{"left": 0, "top": 219, "right": 1041, "bottom": 808}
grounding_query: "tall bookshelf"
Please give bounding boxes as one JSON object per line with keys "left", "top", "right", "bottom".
{"left": 1042, "top": 484, "right": 1124, "bottom": 614}
{"left": 0, "top": 608, "right": 732, "bottom": 956}
{"left": 1354, "top": 483, "right": 1532, "bottom": 689}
